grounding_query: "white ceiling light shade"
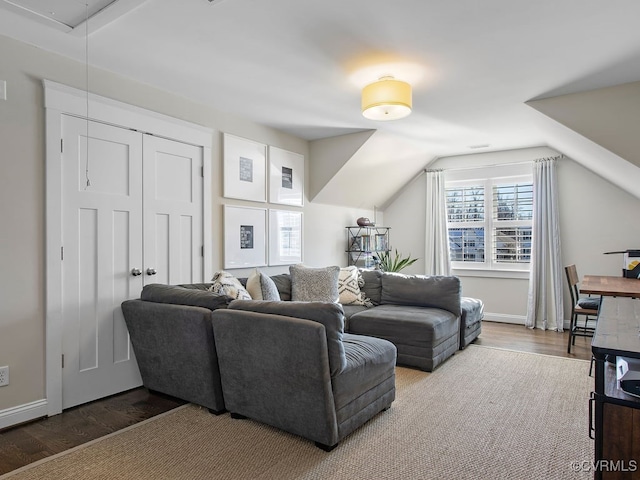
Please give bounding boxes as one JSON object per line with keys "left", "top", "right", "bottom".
{"left": 361, "top": 76, "right": 412, "bottom": 121}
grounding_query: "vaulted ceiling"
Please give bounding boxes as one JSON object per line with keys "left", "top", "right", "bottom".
{"left": 2, "top": 0, "right": 640, "bottom": 207}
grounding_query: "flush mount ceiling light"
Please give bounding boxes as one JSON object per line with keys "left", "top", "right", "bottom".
{"left": 361, "top": 76, "right": 412, "bottom": 121}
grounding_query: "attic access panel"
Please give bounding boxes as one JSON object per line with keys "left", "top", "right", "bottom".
{"left": 0, "top": 0, "right": 147, "bottom": 34}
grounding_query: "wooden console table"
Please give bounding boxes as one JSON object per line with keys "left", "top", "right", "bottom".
{"left": 591, "top": 296, "right": 640, "bottom": 479}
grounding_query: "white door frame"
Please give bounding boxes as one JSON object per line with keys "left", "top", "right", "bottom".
{"left": 44, "top": 80, "right": 213, "bottom": 416}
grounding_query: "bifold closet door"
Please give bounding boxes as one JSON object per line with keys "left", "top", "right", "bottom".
{"left": 61, "top": 116, "right": 143, "bottom": 409}
{"left": 60, "top": 119, "right": 205, "bottom": 409}
{"left": 142, "top": 135, "right": 204, "bottom": 286}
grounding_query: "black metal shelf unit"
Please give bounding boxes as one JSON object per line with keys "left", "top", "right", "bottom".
{"left": 346, "top": 226, "right": 390, "bottom": 268}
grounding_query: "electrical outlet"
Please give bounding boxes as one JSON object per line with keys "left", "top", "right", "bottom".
{"left": 0, "top": 366, "right": 9, "bottom": 387}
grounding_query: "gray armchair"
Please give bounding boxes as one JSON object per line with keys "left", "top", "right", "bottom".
{"left": 211, "top": 300, "right": 396, "bottom": 451}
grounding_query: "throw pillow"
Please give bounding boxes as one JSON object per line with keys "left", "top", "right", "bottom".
{"left": 246, "top": 269, "right": 281, "bottom": 301}
{"left": 209, "top": 271, "right": 252, "bottom": 300}
{"left": 290, "top": 264, "right": 340, "bottom": 303}
{"left": 338, "top": 266, "right": 370, "bottom": 305}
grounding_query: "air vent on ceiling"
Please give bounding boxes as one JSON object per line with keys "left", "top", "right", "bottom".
{"left": 0, "top": 0, "right": 147, "bottom": 35}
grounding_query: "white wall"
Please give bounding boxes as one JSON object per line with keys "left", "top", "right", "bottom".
{"left": 379, "top": 172, "right": 426, "bottom": 275}
{"left": 384, "top": 146, "right": 640, "bottom": 324}
{"left": 0, "top": 34, "right": 371, "bottom": 415}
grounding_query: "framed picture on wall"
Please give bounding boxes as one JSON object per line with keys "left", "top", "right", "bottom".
{"left": 224, "top": 205, "right": 267, "bottom": 268}
{"left": 268, "top": 209, "right": 303, "bottom": 266}
{"left": 268, "top": 146, "right": 304, "bottom": 206}
{"left": 223, "top": 133, "right": 267, "bottom": 202}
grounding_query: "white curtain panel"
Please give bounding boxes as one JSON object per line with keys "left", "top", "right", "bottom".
{"left": 424, "top": 170, "right": 451, "bottom": 276}
{"left": 526, "top": 157, "right": 564, "bottom": 330}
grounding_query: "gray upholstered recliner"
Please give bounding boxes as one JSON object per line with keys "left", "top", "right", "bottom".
{"left": 211, "top": 300, "right": 397, "bottom": 451}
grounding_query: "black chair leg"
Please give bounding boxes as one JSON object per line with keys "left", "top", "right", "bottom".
{"left": 567, "top": 313, "right": 575, "bottom": 354}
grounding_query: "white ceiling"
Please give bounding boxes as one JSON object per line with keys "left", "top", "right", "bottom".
{"left": 2, "top": 0, "right": 640, "bottom": 206}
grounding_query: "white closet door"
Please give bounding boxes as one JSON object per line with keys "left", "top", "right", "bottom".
{"left": 61, "top": 116, "right": 143, "bottom": 409}
{"left": 143, "top": 135, "right": 204, "bottom": 285}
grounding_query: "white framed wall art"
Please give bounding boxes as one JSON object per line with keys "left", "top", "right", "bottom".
{"left": 224, "top": 205, "right": 267, "bottom": 268}
{"left": 268, "top": 146, "right": 304, "bottom": 206}
{"left": 268, "top": 209, "right": 303, "bottom": 266}
{"left": 223, "top": 133, "right": 267, "bottom": 202}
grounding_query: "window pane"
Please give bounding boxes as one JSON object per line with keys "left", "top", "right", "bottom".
{"left": 448, "top": 227, "right": 485, "bottom": 262}
{"left": 446, "top": 186, "right": 484, "bottom": 222}
{"left": 494, "top": 227, "right": 531, "bottom": 263}
{"left": 493, "top": 183, "right": 533, "bottom": 221}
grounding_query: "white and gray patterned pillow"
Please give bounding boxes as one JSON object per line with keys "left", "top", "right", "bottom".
{"left": 246, "top": 269, "right": 281, "bottom": 301}
{"left": 338, "top": 266, "right": 368, "bottom": 305}
{"left": 209, "top": 270, "right": 252, "bottom": 300}
{"left": 290, "top": 264, "right": 340, "bottom": 303}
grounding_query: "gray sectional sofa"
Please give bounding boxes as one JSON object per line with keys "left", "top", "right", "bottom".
{"left": 121, "top": 269, "right": 483, "bottom": 449}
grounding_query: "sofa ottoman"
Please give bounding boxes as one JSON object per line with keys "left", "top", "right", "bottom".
{"left": 460, "top": 297, "right": 484, "bottom": 349}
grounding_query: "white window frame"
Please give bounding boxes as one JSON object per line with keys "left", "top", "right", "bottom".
{"left": 446, "top": 173, "right": 533, "bottom": 279}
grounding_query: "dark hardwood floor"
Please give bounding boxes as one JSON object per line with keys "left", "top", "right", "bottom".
{"left": 475, "top": 320, "right": 592, "bottom": 361}
{"left": 0, "top": 321, "right": 592, "bottom": 475}
{"left": 0, "top": 387, "right": 186, "bottom": 475}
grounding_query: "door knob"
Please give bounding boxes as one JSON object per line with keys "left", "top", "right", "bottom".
{"left": 146, "top": 268, "right": 157, "bottom": 276}
{"left": 131, "top": 268, "right": 142, "bottom": 276}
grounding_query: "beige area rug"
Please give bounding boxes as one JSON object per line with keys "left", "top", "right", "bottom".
{"left": 2, "top": 346, "right": 594, "bottom": 480}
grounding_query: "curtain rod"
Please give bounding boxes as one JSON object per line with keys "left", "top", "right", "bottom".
{"left": 381, "top": 155, "right": 563, "bottom": 210}
{"left": 424, "top": 154, "right": 563, "bottom": 173}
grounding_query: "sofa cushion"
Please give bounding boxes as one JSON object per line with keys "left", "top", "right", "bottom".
{"left": 227, "top": 300, "right": 347, "bottom": 375}
{"left": 332, "top": 333, "right": 396, "bottom": 412}
{"left": 461, "top": 297, "right": 484, "bottom": 327}
{"left": 141, "top": 283, "right": 230, "bottom": 311}
{"left": 270, "top": 273, "right": 292, "bottom": 301}
{"left": 246, "top": 269, "right": 281, "bottom": 301}
{"left": 380, "top": 273, "right": 461, "bottom": 316}
{"left": 178, "top": 283, "right": 213, "bottom": 291}
{"left": 338, "top": 266, "right": 371, "bottom": 306}
{"left": 210, "top": 271, "right": 252, "bottom": 300}
{"left": 348, "top": 304, "right": 459, "bottom": 349}
{"left": 360, "top": 269, "right": 382, "bottom": 306}
{"left": 290, "top": 264, "right": 340, "bottom": 303}
{"left": 340, "top": 304, "right": 368, "bottom": 331}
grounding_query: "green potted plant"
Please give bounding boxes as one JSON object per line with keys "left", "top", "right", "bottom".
{"left": 373, "top": 249, "right": 418, "bottom": 273}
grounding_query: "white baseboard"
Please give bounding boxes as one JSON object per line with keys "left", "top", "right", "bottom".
{"left": 482, "top": 312, "right": 526, "bottom": 325}
{"left": 484, "top": 313, "right": 583, "bottom": 331}
{"left": 0, "top": 399, "right": 48, "bottom": 430}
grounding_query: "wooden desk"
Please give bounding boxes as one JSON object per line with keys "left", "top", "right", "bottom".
{"left": 581, "top": 275, "right": 640, "bottom": 298}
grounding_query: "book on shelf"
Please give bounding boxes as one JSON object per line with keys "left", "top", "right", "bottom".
{"left": 361, "top": 234, "right": 371, "bottom": 252}
{"left": 374, "top": 234, "right": 387, "bottom": 252}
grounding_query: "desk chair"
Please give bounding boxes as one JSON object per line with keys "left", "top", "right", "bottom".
{"left": 565, "top": 265, "right": 601, "bottom": 363}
